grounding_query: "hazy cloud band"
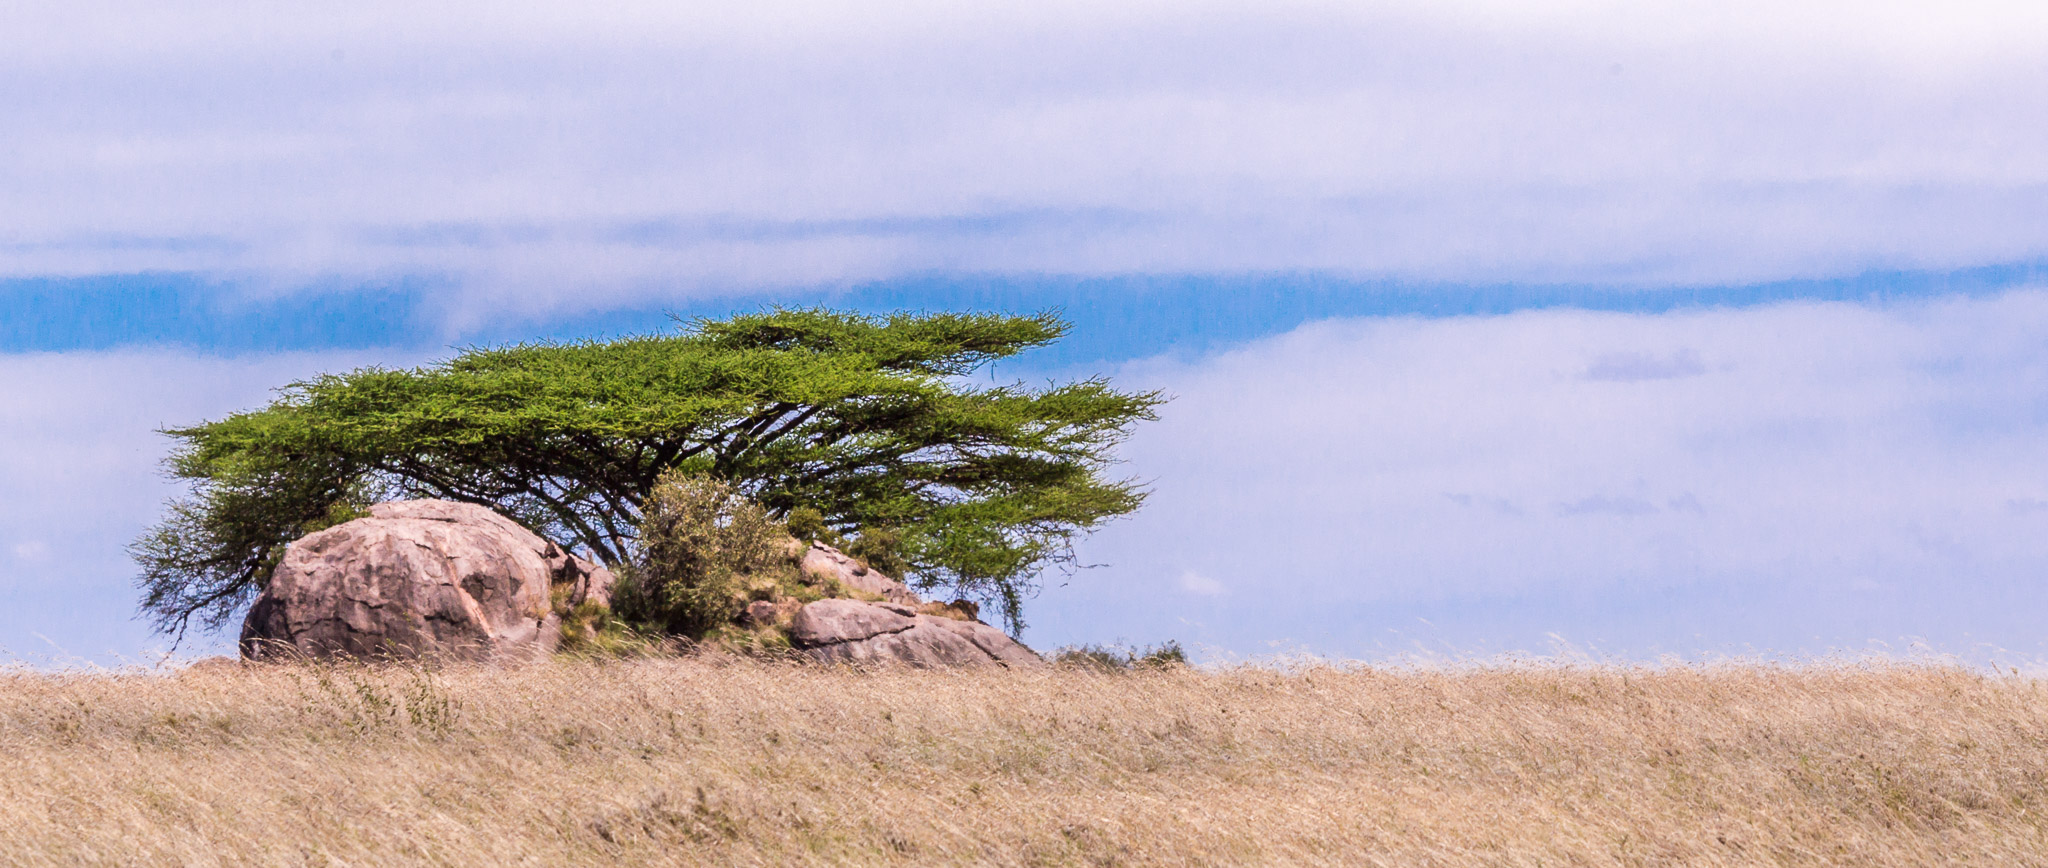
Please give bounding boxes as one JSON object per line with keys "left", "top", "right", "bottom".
{"left": 6, "top": 0, "right": 2047, "bottom": 314}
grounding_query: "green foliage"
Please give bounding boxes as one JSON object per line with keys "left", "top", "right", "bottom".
{"left": 1052, "top": 641, "right": 1188, "bottom": 672}
{"left": 133, "top": 307, "right": 1162, "bottom": 638}
{"left": 626, "top": 471, "right": 794, "bottom": 638}
{"left": 783, "top": 507, "right": 831, "bottom": 544}
{"left": 1138, "top": 642, "right": 1189, "bottom": 668}
{"left": 844, "top": 526, "right": 909, "bottom": 581}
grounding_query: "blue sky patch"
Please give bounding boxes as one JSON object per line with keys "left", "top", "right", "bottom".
{"left": 7, "top": 260, "right": 2046, "bottom": 366}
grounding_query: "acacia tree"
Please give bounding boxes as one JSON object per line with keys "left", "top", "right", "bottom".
{"left": 132, "top": 308, "right": 1161, "bottom": 639}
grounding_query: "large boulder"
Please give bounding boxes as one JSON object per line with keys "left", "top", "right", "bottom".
{"left": 788, "top": 598, "right": 1043, "bottom": 668}
{"left": 240, "top": 500, "right": 613, "bottom": 661}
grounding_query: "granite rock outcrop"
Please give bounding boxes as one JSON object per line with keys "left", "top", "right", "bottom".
{"left": 240, "top": 500, "right": 613, "bottom": 661}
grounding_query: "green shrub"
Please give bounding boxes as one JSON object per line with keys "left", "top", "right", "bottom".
{"left": 1052, "top": 640, "right": 1187, "bottom": 671}
{"left": 628, "top": 470, "right": 794, "bottom": 638}
{"left": 784, "top": 507, "right": 836, "bottom": 546}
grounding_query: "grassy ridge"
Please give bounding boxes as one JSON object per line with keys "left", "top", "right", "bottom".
{"left": 3, "top": 659, "right": 2047, "bottom": 866}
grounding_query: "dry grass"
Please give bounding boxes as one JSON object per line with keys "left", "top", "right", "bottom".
{"left": 3, "top": 658, "right": 2047, "bottom": 866}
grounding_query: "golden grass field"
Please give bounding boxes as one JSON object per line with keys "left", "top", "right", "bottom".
{"left": 3, "top": 657, "right": 2046, "bottom": 866}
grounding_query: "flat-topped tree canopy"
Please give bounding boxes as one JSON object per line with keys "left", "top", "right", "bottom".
{"left": 133, "top": 308, "right": 1163, "bottom": 639}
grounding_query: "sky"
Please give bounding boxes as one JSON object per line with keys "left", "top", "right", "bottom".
{"left": 4, "top": 0, "right": 2047, "bottom": 665}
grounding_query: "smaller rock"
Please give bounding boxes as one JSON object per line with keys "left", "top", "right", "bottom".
{"left": 790, "top": 598, "right": 917, "bottom": 646}
{"left": 799, "top": 542, "right": 920, "bottom": 605}
{"left": 788, "top": 598, "right": 1043, "bottom": 668}
{"left": 556, "top": 553, "right": 616, "bottom": 610}
{"left": 923, "top": 617, "right": 1045, "bottom": 667}
{"left": 803, "top": 619, "right": 989, "bottom": 666}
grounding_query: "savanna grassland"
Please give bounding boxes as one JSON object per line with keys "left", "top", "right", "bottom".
{"left": 2, "top": 658, "right": 2046, "bottom": 866}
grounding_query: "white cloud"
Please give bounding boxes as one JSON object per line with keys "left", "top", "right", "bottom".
{"left": 5, "top": 1, "right": 2048, "bottom": 314}
{"left": 1178, "top": 571, "right": 1225, "bottom": 596}
{"left": 1031, "top": 289, "right": 2048, "bottom": 658}
{"left": 1582, "top": 349, "right": 1706, "bottom": 382}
